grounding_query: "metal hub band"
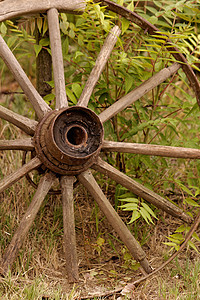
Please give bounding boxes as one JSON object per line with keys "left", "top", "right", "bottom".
{"left": 34, "top": 106, "right": 104, "bottom": 175}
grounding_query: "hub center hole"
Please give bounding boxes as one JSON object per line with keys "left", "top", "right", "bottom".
{"left": 65, "top": 125, "right": 87, "bottom": 147}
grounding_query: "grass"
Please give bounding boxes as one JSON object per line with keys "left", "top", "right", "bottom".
{"left": 158, "top": 259, "right": 200, "bottom": 300}
{"left": 0, "top": 101, "right": 200, "bottom": 299}
{"left": 0, "top": 272, "right": 76, "bottom": 300}
{"left": 0, "top": 18, "right": 200, "bottom": 297}
{"left": 0, "top": 259, "right": 199, "bottom": 299}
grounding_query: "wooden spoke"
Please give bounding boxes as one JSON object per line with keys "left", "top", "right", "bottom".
{"left": 93, "top": 158, "right": 192, "bottom": 223}
{"left": 102, "top": 141, "right": 200, "bottom": 159}
{"left": 0, "top": 0, "right": 85, "bottom": 22}
{"left": 0, "top": 138, "right": 34, "bottom": 151}
{"left": 78, "top": 170, "right": 152, "bottom": 274}
{"left": 0, "top": 171, "right": 56, "bottom": 275}
{"left": 0, "top": 35, "right": 51, "bottom": 120}
{"left": 47, "top": 8, "right": 68, "bottom": 109}
{"left": 99, "top": 63, "right": 180, "bottom": 123}
{"left": 0, "top": 105, "right": 38, "bottom": 136}
{"left": 61, "top": 176, "right": 79, "bottom": 283}
{"left": 77, "top": 25, "right": 121, "bottom": 107}
{"left": 0, "top": 157, "right": 42, "bottom": 193}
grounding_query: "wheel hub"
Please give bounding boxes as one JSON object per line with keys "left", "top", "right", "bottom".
{"left": 34, "top": 106, "right": 104, "bottom": 175}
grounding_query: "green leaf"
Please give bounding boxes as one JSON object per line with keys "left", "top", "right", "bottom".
{"left": 120, "top": 198, "right": 139, "bottom": 203}
{"left": 66, "top": 87, "right": 77, "bottom": 104}
{"left": 62, "top": 37, "right": 69, "bottom": 56}
{"left": 0, "top": 22, "right": 7, "bottom": 36}
{"left": 146, "top": 6, "right": 157, "bottom": 15}
{"left": 188, "top": 240, "right": 199, "bottom": 253}
{"left": 7, "top": 36, "right": 18, "bottom": 48}
{"left": 140, "top": 207, "right": 154, "bottom": 224}
{"left": 61, "top": 13, "right": 67, "bottom": 22}
{"left": 117, "top": 0, "right": 124, "bottom": 6}
{"left": 69, "top": 28, "right": 75, "bottom": 39}
{"left": 120, "top": 203, "right": 138, "bottom": 210}
{"left": 166, "top": 236, "right": 182, "bottom": 244}
{"left": 149, "top": 16, "right": 158, "bottom": 25}
{"left": 121, "top": 18, "right": 129, "bottom": 35}
{"left": 184, "top": 198, "right": 200, "bottom": 207}
{"left": 60, "top": 21, "right": 69, "bottom": 34}
{"left": 169, "top": 233, "right": 184, "bottom": 241}
{"left": 118, "top": 193, "right": 134, "bottom": 199}
{"left": 128, "top": 210, "right": 141, "bottom": 224}
{"left": 39, "top": 38, "right": 49, "bottom": 47}
{"left": 78, "top": 34, "right": 84, "bottom": 46}
{"left": 175, "top": 181, "right": 194, "bottom": 196}
{"left": 102, "top": 20, "right": 111, "bottom": 32}
{"left": 47, "top": 48, "right": 51, "bottom": 56}
{"left": 43, "top": 93, "right": 55, "bottom": 104}
{"left": 72, "top": 83, "right": 82, "bottom": 98}
{"left": 163, "top": 242, "right": 180, "bottom": 251}
{"left": 187, "top": 212, "right": 193, "bottom": 218}
{"left": 141, "top": 203, "right": 157, "bottom": 219}
{"left": 175, "top": 225, "right": 186, "bottom": 233}
{"left": 34, "top": 44, "right": 42, "bottom": 57}
{"left": 75, "top": 51, "right": 84, "bottom": 60}
{"left": 46, "top": 81, "right": 54, "bottom": 88}
{"left": 37, "top": 17, "right": 43, "bottom": 33}
{"left": 43, "top": 18, "right": 48, "bottom": 35}
{"left": 127, "top": 1, "right": 134, "bottom": 12}
{"left": 192, "top": 232, "right": 200, "bottom": 242}
{"left": 125, "top": 74, "right": 133, "bottom": 93}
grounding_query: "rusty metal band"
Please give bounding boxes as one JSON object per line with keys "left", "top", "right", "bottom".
{"left": 22, "top": 151, "right": 62, "bottom": 195}
{"left": 34, "top": 107, "right": 104, "bottom": 175}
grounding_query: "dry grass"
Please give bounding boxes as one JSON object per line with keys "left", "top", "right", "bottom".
{"left": 0, "top": 133, "right": 200, "bottom": 299}
{"left": 0, "top": 96, "right": 200, "bottom": 299}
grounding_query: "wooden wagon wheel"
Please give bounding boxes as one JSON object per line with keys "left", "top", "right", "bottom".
{"left": 0, "top": 0, "right": 200, "bottom": 283}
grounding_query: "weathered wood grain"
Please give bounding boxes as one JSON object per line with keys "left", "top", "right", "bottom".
{"left": 61, "top": 176, "right": 79, "bottom": 283}
{"left": 93, "top": 158, "right": 192, "bottom": 223}
{"left": 78, "top": 170, "right": 152, "bottom": 274}
{"left": 78, "top": 25, "right": 121, "bottom": 107}
{"left": 99, "top": 63, "right": 180, "bottom": 123}
{"left": 0, "top": 157, "right": 42, "bottom": 193}
{"left": 0, "top": 0, "right": 85, "bottom": 22}
{"left": 0, "top": 104, "right": 38, "bottom": 136}
{"left": 0, "top": 172, "right": 56, "bottom": 275}
{"left": 0, "top": 138, "right": 34, "bottom": 151}
{"left": 0, "top": 35, "right": 51, "bottom": 120}
{"left": 47, "top": 8, "right": 68, "bottom": 109}
{"left": 102, "top": 141, "right": 200, "bottom": 159}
